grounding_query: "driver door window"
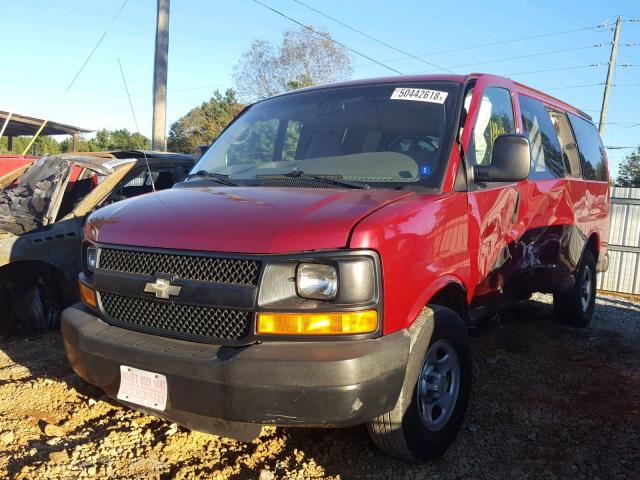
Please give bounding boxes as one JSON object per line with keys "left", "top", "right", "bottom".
{"left": 469, "top": 87, "right": 515, "bottom": 166}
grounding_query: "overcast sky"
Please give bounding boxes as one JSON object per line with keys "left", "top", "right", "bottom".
{"left": 1, "top": 0, "right": 638, "bottom": 177}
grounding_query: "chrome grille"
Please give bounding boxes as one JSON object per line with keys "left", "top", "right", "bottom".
{"left": 100, "top": 292, "right": 251, "bottom": 340}
{"left": 98, "top": 248, "right": 261, "bottom": 285}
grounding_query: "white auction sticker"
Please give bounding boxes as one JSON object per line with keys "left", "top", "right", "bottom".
{"left": 103, "top": 158, "right": 137, "bottom": 170}
{"left": 117, "top": 365, "right": 167, "bottom": 411}
{"left": 390, "top": 88, "right": 448, "bottom": 104}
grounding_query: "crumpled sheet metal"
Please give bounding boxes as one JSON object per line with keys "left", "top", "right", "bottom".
{"left": 0, "top": 156, "right": 70, "bottom": 235}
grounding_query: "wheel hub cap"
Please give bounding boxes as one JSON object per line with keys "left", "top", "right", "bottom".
{"left": 580, "top": 267, "right": 592, "bottom": 312}
{"left": 417, "top": 339, "right": 460, "bottom": 431}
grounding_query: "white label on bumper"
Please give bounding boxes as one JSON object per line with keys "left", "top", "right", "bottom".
{"left": 117, "top": 365, "right": 167, "bottom": 411}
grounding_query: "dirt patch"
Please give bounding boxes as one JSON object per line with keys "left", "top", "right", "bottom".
{"left": 0, "top": 292, "right": 638, "bottom": 479}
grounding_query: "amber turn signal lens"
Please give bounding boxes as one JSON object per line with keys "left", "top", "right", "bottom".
{"left": 79, "top": 282, "right": 97, "bottom": 308}
{"left": 257, "top": 310, "right": 377, "bottom": 335}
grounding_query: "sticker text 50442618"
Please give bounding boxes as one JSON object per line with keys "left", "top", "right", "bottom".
{"left": 390, "top": 88, "right": 448, "bottom": 104}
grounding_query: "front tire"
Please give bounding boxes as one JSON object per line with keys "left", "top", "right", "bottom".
{"left": 367, "top": 307, "right": 472, "bottom": 462}
{"left": 553, "top": 249, "right": 596, "bottom": 328}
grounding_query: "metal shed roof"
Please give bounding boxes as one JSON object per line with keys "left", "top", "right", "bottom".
{"left": 0, "top": 110, "right": 92, "bottom": 137}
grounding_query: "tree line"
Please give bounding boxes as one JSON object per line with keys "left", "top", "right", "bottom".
{"left": 0, "top": 128, "right": 150, "bottom": 156}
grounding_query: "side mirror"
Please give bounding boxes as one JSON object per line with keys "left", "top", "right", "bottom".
{"left": 474, "top": 134, "right": 531, "bottom": 183}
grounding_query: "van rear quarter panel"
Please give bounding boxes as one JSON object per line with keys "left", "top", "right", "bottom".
{"left": 349, "top": 193, "right": 469, "bottom": 334}
{"left": 513, "top": 81, "right": 611, "bottom": 255}
{"left": 585, "top": 181, "right": 610, "bottom": 251}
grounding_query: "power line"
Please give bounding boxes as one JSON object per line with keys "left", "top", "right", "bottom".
{"left": 82, "top": 83, "right": 234, "bottom": 103}
{"left": 505, "top": 64, "right": 604, "bottom": 76}
{"left": 251, "top": 0, "right": 403, "bottom": 75}
{"left": 544, "top": 0, "right": 600, "bottom": 23}
{"left": 543, "top": 82, "right": 604, "bottom": 91}
{"left": 357, "top": 23, "right": 608, "bottom": 68}
{"left": 117, "top": 59, "right": 141, "bottom": 134}
{"left": 118, "top": 57, "right": 155, "bottom": 191}
{"left": 290, "top": 0, "right": 452, "bottom": 73}
{"left": 606, "top": 122, "right": 640, "bottom": 128}
{"left": 413, "top": 44, "right": 608, "bottom": 74}
{"left": 64, "top": 0, "right": 129, "bottom": 94}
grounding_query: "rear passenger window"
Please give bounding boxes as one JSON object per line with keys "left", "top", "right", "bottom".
{"left": 568, "top": 114, "right": 608, "bottom": 182}
{"left": 469, "top": 87, "right": 515, "bottom": 167}
{"left": 549, "top": 111, "right": 582, "bottom": 177}
{"left": 519, "top": 95, "right": 564, "bottom": 180}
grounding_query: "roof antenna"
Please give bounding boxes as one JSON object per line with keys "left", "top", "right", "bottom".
{"left": 118, "top": 58, "right": 156, "bottom": 192}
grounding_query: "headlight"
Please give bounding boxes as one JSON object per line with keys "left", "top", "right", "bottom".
{"left": 296, "top": 263, "right": 338, "bottom": 300}
{"left": 86, "top": 246, "right": 97, "bottom": 273}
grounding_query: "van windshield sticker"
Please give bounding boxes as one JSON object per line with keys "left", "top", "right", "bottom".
{"left": 390, "top": 88, "right": 448, "bottom": 104}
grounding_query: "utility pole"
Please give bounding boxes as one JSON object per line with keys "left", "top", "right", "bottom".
{"left": 598, "top": 16, "right": 622, "bottom": 136}
{"left": 152, "top": 0, "right": 170, "bottom": 151}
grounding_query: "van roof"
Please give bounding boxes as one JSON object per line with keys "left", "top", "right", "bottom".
{"left": 287, "top": 73, "right": 592, "bottom": 122}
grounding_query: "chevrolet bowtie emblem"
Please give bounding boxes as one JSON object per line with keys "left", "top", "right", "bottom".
{"left": 143, "top": 277, "right": 182, "bottom": 299}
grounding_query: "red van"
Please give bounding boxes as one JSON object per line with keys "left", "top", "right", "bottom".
{"left": 61, "top": 73, "right": 610, "bottom": 461}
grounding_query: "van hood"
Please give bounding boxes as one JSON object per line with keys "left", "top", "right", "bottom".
{"left": 88, "top": 186, "right": 413, "bottom": 254}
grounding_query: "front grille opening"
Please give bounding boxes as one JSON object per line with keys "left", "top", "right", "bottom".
{"left": 100, "top": 292, "right": 251, "bottom": 341}
{"left": 98, "top": 249, "right": 261, "bottom": 285}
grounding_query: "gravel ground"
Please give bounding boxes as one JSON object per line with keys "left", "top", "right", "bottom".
{"left": 0, "top": 292, "right": 638, "bottom": 479}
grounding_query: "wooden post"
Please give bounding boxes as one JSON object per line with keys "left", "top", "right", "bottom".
{"left": 598, "top": 16, "right": 622, "bottom": 135}
{"left": 72, "top": 133, "right": 79, "bottom": 152}
{"left": 152, "top": 0, "right": 170, "bottom": 151}
{"left": 7, "top": 136, "right": 12, "bottom": 152}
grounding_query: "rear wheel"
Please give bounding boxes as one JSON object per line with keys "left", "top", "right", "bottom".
{"left": 553, "top": 249, "right": 596, "bottom": 328}
{"left": 367, "top": 307, "right": 471, "bottom": 462}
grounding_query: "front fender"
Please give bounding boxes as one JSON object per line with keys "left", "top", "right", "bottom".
{"left": 349, "top": 192, "right": 470, "bottom": 334}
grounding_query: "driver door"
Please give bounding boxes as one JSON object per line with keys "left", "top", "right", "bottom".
{"left": 461, "top": 76, "right": 524, "bottom": 311}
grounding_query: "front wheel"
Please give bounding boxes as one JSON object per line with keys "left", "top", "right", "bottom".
{"left": 553, "top": 249, "right": 596, "bottom": 328}
{"left": 367, "top": 307, "right": 472, "bottom": 462}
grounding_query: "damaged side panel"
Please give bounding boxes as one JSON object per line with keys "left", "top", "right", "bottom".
{"left": 0, "top": 153, "right": 192, "bottom": 337}
{"left": 0, "top": 156, "right": 71, "bottom": 235}
{"left": 64, "top": 161, "right": 136, "bottom": 220}
{"left": 0, "top": 158, "right": 134, "bottom": 337}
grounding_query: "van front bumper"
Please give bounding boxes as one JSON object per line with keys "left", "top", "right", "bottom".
{"left": 61, "top": 304, "right": 409, "bottom": 440}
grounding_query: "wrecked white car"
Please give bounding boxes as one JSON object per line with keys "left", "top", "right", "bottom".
{"left": 0, "top": 151, "right": 193, "bottom": 338}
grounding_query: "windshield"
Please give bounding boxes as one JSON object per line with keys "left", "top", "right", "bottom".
{"left": 193, "top": 81, "right": 460, "bottom": 189}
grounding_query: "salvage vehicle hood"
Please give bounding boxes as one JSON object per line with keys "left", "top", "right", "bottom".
{"left": 88, "top": 186, "right": 413, "bottom": 253}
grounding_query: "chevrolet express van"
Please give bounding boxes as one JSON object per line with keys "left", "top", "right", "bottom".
{"left": 61, "top": 73, "right": 610, "bottom": 461}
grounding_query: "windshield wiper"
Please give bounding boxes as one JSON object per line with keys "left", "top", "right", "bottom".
{"left": 256, "top": 171, "right": 369, "bottom": 190}
{"left": 185, "top": 170, "right": 237, "bottom": 186}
